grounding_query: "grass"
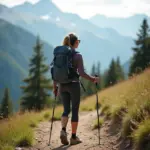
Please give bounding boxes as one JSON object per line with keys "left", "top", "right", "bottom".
{"left": 132, "top": 119, "right": 150, "bottom": 150}
{"left": 101, "top": 69, "right": 150, "bottom": 148}
{"left": 80, "top": 96, "right": 97, "bottom": 112}
{"left": 0, "top": 108, "right": 62, "bottom": 150}
{"left": 92, "top": 117, "right": 104, "bottom": 129}
{"left": 84, "top": 69, "right": 150, "bottom": 148}
{"left": 101, "top": 104, "right": 110, "bottom": 114}
{"left": 111, "top": 105, "right": 127, "bottom": 122}
{"left": 52, "top": 106, "right": 63, "bottom": 121}
{"left": 43, "top": 112, "right": 51, "bottom": 120}
{"left": 0, "top": 145, "right": 14, "bottom": 150}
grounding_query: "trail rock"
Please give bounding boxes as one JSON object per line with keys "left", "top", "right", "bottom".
{"left": 15, "top": 148, "right": 23, "bottom": 150}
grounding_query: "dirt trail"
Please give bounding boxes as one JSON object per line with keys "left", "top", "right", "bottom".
{"left": 25, "top": 111, "right": 132, "bottom": 150}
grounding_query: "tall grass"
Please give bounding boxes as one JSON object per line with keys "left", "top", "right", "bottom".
{"left": 132, "top": 119, "right": 150, "bottom": 150}
{"left": 0, "top": 109, "right": 61, "bottom": 150}
{"left": 91, "top": 69, "right": 150, "bottom": 148}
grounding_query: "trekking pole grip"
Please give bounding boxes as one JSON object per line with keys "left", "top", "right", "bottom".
{"left": 95, "top": 74, "right": 98, "bottom": 87}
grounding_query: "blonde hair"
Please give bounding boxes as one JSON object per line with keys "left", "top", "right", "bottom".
{"left": 63, "top": 33, "right": 78, "bottom": 47}
{"left": 63, "top": 35, "right": 71, "bottom": 46}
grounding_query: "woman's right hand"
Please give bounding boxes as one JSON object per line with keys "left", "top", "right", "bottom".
{"left": 53, "top": 86, "right": 58, "bottom": 97}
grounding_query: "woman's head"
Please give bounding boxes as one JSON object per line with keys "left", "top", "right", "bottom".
{"left": 63, "top": 33, "right": 80, "bottom": 49}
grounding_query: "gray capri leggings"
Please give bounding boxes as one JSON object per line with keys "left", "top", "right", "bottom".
{"left": 59, "top": 82, "right": 80, "bottom": 122}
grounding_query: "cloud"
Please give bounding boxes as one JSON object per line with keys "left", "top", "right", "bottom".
{"left": 75, "top": 0, "right": 122, "bottom": 6}
{"left": 0, "top": 0, "right": 38, "bottom": 6}
{"left": 142, "top": 0, "right": 150, "bottom": 4}
{"left": 0, "top": 0, "right": 150, "bottom": 18}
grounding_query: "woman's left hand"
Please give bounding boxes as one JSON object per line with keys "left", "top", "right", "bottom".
{"left": 53, "top": 86, "right": 58, "bottom": 97}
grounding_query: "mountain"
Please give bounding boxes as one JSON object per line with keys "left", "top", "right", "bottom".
{"left": 122, "top": 60, "right": 131, "bottom": 78}
{"left": 90, "top": 14, "right": 150, "bottom": 37}
{"left": 14, "top": 0, "right": 61, "bottom": 17}
{"left": 13, "top": 1, "right": 132, "bottom": 44}
{"left": 11, "top": 1, "right": 134, "bottom": 70}
{"left": 0, "top": 19, "right": 53, "bottom": 110}
{"left": 0, "top": 4, "right": 67, "bottom": 47}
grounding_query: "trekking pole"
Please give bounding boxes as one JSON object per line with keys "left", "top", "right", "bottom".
{"left": 48, "top": 87, "right": 58, "bottom": 146}
{"left": 79, "top": 80, "right": 86, "bottom": 92}
{"left": 95, "top": 75, "right": 100, "bottom": 145}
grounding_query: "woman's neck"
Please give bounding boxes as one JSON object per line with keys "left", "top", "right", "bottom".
{"left": 71, "top": 46, "right": 76, "bottom": 50}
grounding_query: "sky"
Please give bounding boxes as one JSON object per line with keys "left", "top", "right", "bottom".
{"left": 0, "top": 0, "right": 150, "bottom": 18}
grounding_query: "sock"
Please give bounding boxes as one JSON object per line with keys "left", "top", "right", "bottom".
{"left": 72, "top": 133, "right": 76, "bottom": 139}
{"left": 62, "top": 127, "right": 66, "bottom": 132}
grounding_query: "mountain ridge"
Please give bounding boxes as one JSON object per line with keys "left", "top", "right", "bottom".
{"left": 10, "top": 2, "right": 134, "bottom": 70}
{"left": 90, "top": 14, "right": 150, "bottom": 37}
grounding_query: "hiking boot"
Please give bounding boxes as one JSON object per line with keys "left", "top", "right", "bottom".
{"left": 60, "top": 130, "right": 69, "bottom": 145}
{"left": 70, "top": 136, "right": 82, "bottom": 145}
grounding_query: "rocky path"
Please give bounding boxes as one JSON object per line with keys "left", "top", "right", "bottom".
{"left": 25, "top": 111, "right": 132, "bottom": 150}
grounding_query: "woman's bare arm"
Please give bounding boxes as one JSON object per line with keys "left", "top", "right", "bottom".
{"left": 76, "top": 54, "right": 95, "bottom": 82}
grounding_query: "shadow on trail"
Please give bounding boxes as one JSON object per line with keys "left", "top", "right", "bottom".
{"left": 84, "top": 144, "right": 101, "bottom": 150}
{"left": 52, "top": 145, "right": 71, "bottom": 150}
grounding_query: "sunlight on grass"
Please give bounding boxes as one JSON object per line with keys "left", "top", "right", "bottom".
{"left": 111, "top": 105, "right": 127, "bottom": 122}
{"left": 0, "top": 109, "right": 50, "bottom": 149}
{"left": 92, "top": 117, "right": 104, "bottom": 130}
{"left": 80, "top": 95, "right": 97, "bottom": 112}
{"left": 133, "top": 119, "right": 150, "bottom": 150}
{"left": 53, "top": 106, "right": 63, "bottom": 121}
{"left": 81, "top": 69, "right": 150, "bottom": 148}
{"left": 0, "top": 145, "right": 14, "bottom": 150}
{"left": 43, "top": 112, "right": 51, "bottom": 120}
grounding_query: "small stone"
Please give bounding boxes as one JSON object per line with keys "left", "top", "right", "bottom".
{"left": 15, "top": 147, "right": 22, "bottom": 150}
{"left": 112, "top": 146, "right": 116, "bottom": 150}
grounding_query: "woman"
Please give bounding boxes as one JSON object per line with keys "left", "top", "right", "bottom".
{"left": 53, "top": 33, "right": 99, "bottom": 145}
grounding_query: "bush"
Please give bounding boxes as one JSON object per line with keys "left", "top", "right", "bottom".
{"left": 93, "top": 118, "right": 104, "bottom": 130}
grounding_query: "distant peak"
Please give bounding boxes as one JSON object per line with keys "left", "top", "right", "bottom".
{"left": 37, "top": 0, "right": 51, "bottom": 4}
{"left": 23, "top": 1, "right": 32, "bottom": 5}
{"left": 0, "top": 4, "right": 8, "bottom": 8}
{"left": 90, "top": 14, "right": 107, "bottom": 19}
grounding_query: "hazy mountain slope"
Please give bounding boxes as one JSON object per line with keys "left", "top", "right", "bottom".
{"left": 90, "top": 14, "right": 150, "bottom": 37}
{"left": 11, "top": 1, "right": 134, "bottom": 70}
{"left": 0, "top": 51, "right": 27, "bottom": 110}
{"left": 0, "top": 19, "right": 53, "bottom": 108}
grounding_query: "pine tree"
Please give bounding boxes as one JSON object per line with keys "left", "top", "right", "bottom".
{"left": 21, "top": 37, "right": 52, "bottom": 111}
{"left": 145, "top": 38, "right": 150, "bottom": 67}
{"left": 101, "top": 70, "right": 108, "bottom": 89}
{"left": 105, "top": 59, "right": 118, "bottom": 87}
{"left": 96, "top": 61, "right": 101, "bottom": 77}
{"left": 130, "top": 19, "right": 150, "bottom": 75}
{"left": 116, "top": 57, "right": 125, "bottom": 81}
{"left": 0, "top": 88, "right": 13, "bottom": 118}
{"left": 91, "top": 63, "right": 96, "bottom": 76}
{"left": 84, "top": 64, "right": 95, "bottom": 96}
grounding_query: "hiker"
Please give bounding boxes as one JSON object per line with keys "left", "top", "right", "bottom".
{"left": 52, "top": 33, "right": 99, "bottom": 145}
